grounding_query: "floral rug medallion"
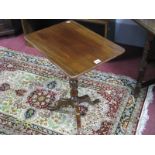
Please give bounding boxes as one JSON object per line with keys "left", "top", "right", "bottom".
{"left": 0, "top": 46, "right": 150, "bottom": 135}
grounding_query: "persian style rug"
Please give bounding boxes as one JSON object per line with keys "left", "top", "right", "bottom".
{"left": 0, "top": 46, "right": 153, "bottom": 135}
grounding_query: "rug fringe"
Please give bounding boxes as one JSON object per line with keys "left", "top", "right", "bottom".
{"left": 136, "top": 85, "right": 155, "bottom": 135}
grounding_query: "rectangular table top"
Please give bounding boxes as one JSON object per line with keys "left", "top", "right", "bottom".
{"left": 25, "top": 20, "right": 125, "bottom": 78}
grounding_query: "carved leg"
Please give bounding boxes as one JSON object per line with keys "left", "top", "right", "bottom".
{"left": 47, "top": 78, "right": 100, "bottom": 134}
{"left": 48, "top": 90, "right": 99, "bottom": 113}
{"left": 47, "top": 98, "right": 74, "bottom": 111}
{"left": 69, "top": 78, "right": 81, "bottom": 135}
{"left": 78, "top": 95, "right": 100, "bottom": 105}
{"left": 134, "top": 32, "right": 154, "bottom": 98}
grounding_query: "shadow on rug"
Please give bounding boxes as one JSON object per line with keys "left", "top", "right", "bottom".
{"left": 0, "top": 46, "right": 153, "bottom": 135}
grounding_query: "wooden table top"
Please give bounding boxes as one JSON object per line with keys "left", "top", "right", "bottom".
{"left": 134, "top": 19, "right": 155, "bottom": 35}
{"left": 25, "top": 20, "right": 125, "bottom": 78}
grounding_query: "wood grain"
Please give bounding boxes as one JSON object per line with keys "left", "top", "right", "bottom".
{"left": 25, "top": 20, "right": 125, "bottom": 78}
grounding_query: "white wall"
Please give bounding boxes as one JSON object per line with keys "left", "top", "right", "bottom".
{"left": 115, "top": 19, "right": 147, "bottom": 47}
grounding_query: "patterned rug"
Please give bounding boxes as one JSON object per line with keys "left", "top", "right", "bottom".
{"left": 0, "top": 46, "right": 151, "bottom": 135}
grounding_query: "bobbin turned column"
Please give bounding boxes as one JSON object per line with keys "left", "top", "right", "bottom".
{"left": 69, "top": 78, "right": 81, "bottom": 135}
{"left": 134, "top": 32, "right": 154, "bottom": 98}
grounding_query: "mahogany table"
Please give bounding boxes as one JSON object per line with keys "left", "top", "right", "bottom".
{"left": 25, "top": 20, "right": 125, "bottom": 134}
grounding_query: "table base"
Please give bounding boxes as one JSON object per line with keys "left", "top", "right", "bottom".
{"left": 47, "top": 78, "right": 100, "bottom": 134}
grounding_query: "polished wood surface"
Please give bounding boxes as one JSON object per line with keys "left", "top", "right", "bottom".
{"left": 25, "top": 20, "right": 125, "bottom": 78}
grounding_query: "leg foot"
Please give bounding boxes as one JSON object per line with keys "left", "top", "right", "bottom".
{"left": 47, "top": 78, "right": 100, "bottom": 135}
{"left": 78, "top": 95, "right": 100, "bottom": 105}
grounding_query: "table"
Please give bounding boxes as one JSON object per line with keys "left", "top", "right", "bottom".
{"left": 25, "top": 20, "right": 125, "bottom": 134}
{"left": 133, "top": 20, "right": 155, "bottom": 97}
